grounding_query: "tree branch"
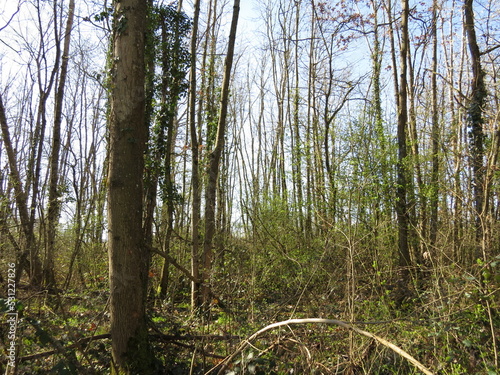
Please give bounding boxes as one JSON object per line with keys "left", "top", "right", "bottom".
{"left": 207, "top": 318, "right": 434, "bottom": 375}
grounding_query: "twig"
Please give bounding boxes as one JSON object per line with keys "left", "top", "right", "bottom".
{"left": 205, "top": 318, "right": 434, "bottom": 375}
{"left": 151, "top": 333, "right": 240, "bottom": 342}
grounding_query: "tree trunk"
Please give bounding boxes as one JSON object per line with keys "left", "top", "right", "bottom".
{"left": 107, "top": 0, "right": 154, "bottom": 372}
{"left": 464, "top": 0, "right": 487, "bottom": 247}
{"left": 407, "top": 50, "right": 425, "bottom": 258}
{"left": 157, "top": 2, "right": 186, "bottom": 300}
{"left": 429, "top": 0, "right": 440, "bottom": 247}
{"left": 396, "top": 0, "right": 411, "bottom": 285}
{"left": 0, "top": 92, "right": 43, "bottom": 285}
{"left": 202, "top": 0, "right": 240, "bottom": 307}
{"left": 189, "top": 0, "right": 202, "bottom": 311}
{"left": 291, "top": 1, "right": 303, "bottom": 233}
{"left": 44, "top": 0, "right": 75, "bottom": 288}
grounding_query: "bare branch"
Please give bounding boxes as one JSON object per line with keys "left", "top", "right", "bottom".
{"left": 207, "top": 318, "right": 434, "bottom": 375}
{"left": 0, "top": 1, "right": 22, "bottom": 32}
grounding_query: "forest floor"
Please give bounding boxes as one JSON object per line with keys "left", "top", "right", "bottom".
{"left": 1, "top": 256, "right": 499, "bottom": 375}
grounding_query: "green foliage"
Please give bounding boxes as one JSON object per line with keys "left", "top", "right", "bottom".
{"left": 82, "top": 6, "right": 113, "bottom": 24}
{"left": 50, "top": 359, "right": 78, "bottom": 375}
{"left": 144, "top": 4, "right": 191, "bottom": 204}
{"left": 227, "top": 351, "right": 277, "bottom": 375}
{"left": 0, "top": 298, "right": 23, "bottom": 314}
{"left": 26, "top": 318, "right": 53, "bottom": 347}
{"left": 23, "top": 317, "right": 80, "bottom": 374}
{"left": 94, "top": 8, "right": 113, "bottom": 23}
{"left": 156, "top": 5, "right": 191, "bottom": 96}
{"left": 205, "top": 85, "right": 223, "bottom": 151}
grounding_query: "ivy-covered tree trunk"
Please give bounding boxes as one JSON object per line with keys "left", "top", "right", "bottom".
{"left": 107, "top": 0, "right": 155, "bottom": 373}
{"left": 464, "top": 0, "right": 487, "bottom": 246}
{"left": 157, "top": 3, "right": 190, "bottom": 299}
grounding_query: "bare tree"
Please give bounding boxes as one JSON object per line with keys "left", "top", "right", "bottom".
{"left": 395, "top": 0, "right": 411, "bottom": 288}
{"left": 189, "top": 0, "right": 202, "bottom": 310}
{"left": 202, "top": 0, "right": 240, "bottom": 307}
{"left": 0, "top": 91, "right": 42, "bottom": 285}
{"left": 429, "top": 0, "right": 440, "bottom": 247}
{"left": 44, "top": 0, "right": 76, "bottom": 288}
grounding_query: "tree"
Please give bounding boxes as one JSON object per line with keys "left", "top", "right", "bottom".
{"left": 0, "top": 91, "right": 43, "bottom": 285}
{"left": 156, "top": 3, "right": 190, "bottom": 299}
{"left": 390, "top": 0, "right": 412, "bottom": 289}
{"left": 464, "top": 0, "right": 487, "bottom": 247}
{"left": 201, "top": 0, "right": 241, "bottom": 307}
{"left": 429, "top": 0, "right": 440, "bottom": 247}
{"left": 44, "top": 0, "right": 76, "bottom": 288}
{"left": 107, "top": 0, "right": 155, "bottom": 372}
{"left": 189, "top": 0, "right": 202, "bottom": 310}
{"left": 141, "top": 3, "right": 191, "bottom": 300}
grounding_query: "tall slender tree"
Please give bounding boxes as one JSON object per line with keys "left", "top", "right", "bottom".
{"left": 189, "top": 0, "right": 202, "bottom": 310}
{"left": 0, "top": 92, "right": 43, "bottom": 284}
{"left": 429, "top": 0, "right": 440, "bottom": 247}
{"left": 202, "top": 0, "right": 240, "bottom": 307}
{"left": 157, "top": 3, "right": 187, "bottom": 299}
{"left": 396, "top": 0, "right": 411, "bottom": 286}
{"left": 44, "top": 0, "right": 76, "bottom": 288}
{"left": 107, "top": 0, "right": 155, "bottom": 372}
{"left": 464, "top": 0, "right": 487, "bottom": 247}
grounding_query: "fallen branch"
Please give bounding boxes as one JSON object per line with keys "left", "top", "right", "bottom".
{"left": 206, "top": 318, "right": 434, "bottom": 375}
{"left": 12, "top": 333, "right": 239, "bottom": 364}
{"left": 151, "top": 247, "right": 196, "bottom": 284}
{"left": 150, "top": 247, "right": 232, "bottom": 315}
{"left": 15, "top": 334, "right": 111, "bottom": 363}
{"left": 151, "top": 333, "right": 240, "bottom": 342}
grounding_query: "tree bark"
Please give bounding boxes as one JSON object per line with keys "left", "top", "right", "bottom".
{"left": 202, "top": 0, "right": 240, "bottom": 307}
{"left": 396, "top": 0, "right": 411, "bottom": 285}
{"left": 464, "top": 0, "right": 487, "bottom": 245}
{"left": 429, "top": 0, "right": 440, "bottom": 247}
{"left": 189, "top": 0, "right": 202, "bottom": 310}
{"left": 44, "top": 0, "right": 76, "bottom": 288}
{"left": 107, "top": 0, "right": 154, "bottom": 372}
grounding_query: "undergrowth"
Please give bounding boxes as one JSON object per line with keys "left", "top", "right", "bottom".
{"left": 1, "top": 247, "right": 499, "bottom": 374}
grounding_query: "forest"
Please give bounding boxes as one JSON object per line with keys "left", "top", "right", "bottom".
{"left": 0, "top": 0, "right": 499, "bottom": 373}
